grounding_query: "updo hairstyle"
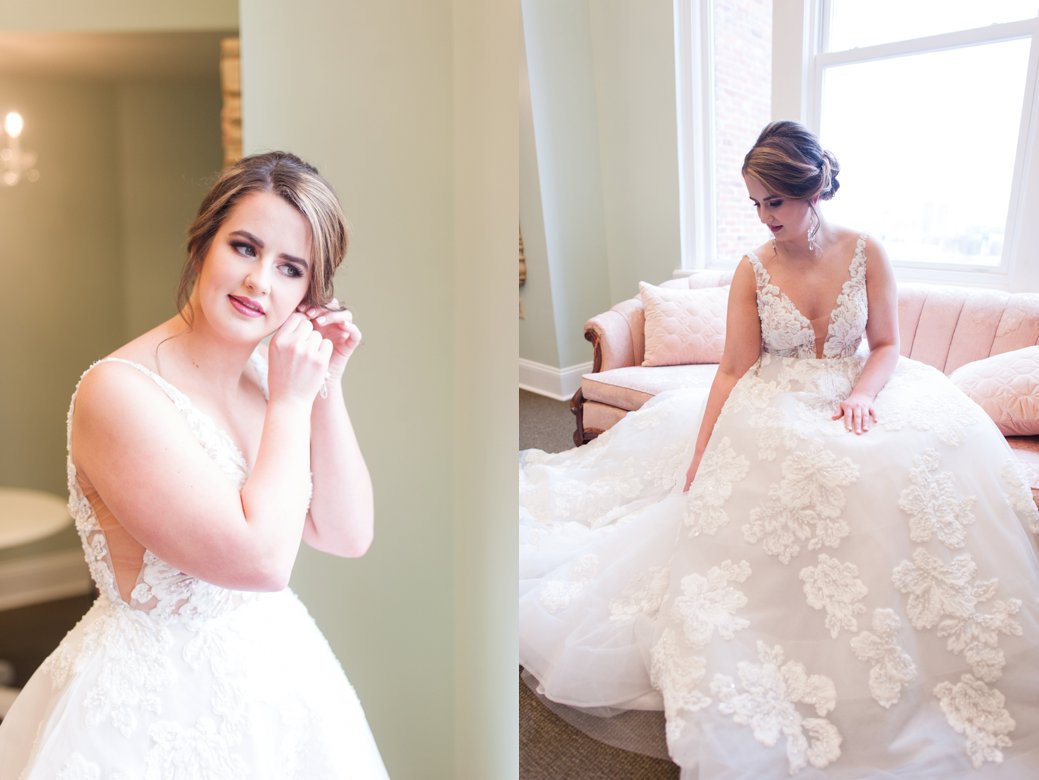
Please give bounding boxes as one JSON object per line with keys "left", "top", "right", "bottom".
{"left": 177, "top": 151, "right": 349, "bottom": 322}
{"left": 742, "top": 121, "right": 840, "bottom": 202}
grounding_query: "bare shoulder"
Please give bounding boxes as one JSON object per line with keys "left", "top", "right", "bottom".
{"left": 748, "top": 241, "right": 774, "bottom": 262}
{"left": 732, "top": 255, "right": 758, "bottom": 289}
{"left": 73, "top": 359, "right": 173, "bottom": 427}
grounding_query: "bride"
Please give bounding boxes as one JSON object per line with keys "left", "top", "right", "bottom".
{"left": 520, "top": 121, "right": 1039, "bottom": 778}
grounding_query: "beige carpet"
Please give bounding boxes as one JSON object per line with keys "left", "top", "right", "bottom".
{"left": 520, "top": 672, "right": 679, "bottom": 779}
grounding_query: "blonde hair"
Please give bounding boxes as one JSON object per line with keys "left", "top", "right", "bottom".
{"left": 178, "top": 152, "right": 348, "bottom": 321}
{"left": 742, "top": 121, "right": 840, "bottom": 202}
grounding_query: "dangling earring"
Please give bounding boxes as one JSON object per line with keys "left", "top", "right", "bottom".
{"left": 807, "top": 206, "right": 820, "bottom": 253}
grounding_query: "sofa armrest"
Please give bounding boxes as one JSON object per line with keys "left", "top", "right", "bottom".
{"left": 584, "top": 298, "right": 645, "bottom": 373}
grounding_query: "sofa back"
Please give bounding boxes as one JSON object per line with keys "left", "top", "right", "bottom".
{"left": 658, "top": 273, "right": 1039, "bottom": 375}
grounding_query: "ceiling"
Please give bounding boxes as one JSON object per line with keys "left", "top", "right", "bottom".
{"left": 0, "top": 31, "right": 235, "bottom": 81}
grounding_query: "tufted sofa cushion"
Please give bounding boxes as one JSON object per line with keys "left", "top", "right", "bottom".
{"left": 639, "top": 283, "right": 729, "bottom": 367}
{"left": 949, "top": 346, "right": 1039, "bottom": 436}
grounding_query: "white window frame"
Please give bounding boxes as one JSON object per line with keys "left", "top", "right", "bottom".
{"left": 678, "top": 0, "right": 1039, "bottom": 290}
{"left": 674, "top": 0, "right": 716, "bottom": 271}
{"left": 803, "top": 1, "right": 1039, "bottom": 292}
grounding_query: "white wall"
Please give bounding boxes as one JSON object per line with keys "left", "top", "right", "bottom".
{"left": 242, "top": 1, "right": 516, "bottom": 777}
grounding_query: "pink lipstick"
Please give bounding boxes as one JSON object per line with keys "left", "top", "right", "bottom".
{"left": 229, "top": 295, "right": 265, "bottom": 317}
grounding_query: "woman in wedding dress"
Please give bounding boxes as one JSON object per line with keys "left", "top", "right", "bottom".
{"left": 0, "top": 152, "right": 389, "bottom": 778}
{"left": 519, "top": 122, "right": 1039, "bottom": 778}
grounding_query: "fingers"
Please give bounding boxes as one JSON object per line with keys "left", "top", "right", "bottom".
{"left": 836, "top": 404, "right": 875, "bottom": 435}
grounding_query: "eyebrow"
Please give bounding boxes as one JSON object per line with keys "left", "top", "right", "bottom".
{"left": 749, "top": 194, "right": 781, "bottom": 203}
{"left": 230, "top": 229, "right": 309, "bottom": 268}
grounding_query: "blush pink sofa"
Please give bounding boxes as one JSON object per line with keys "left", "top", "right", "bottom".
{"left": 570, "top": 271, "right": 1039, "bottom": 508}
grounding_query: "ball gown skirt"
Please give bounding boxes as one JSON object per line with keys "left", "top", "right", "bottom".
{"left": 520, "top": 351, "right": 1039, "bottom": 779}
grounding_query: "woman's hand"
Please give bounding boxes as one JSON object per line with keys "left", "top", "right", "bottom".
{"left": 683, "top": 452, "right": 703, "bottom": 493}
{"left": 832, "top": 392, "right": 877, "bottom": 435}
{"left": 267, "top": 312, "right": 333, "bottom": 403}
{"left": 298, "top": 300, "right": 362, "bottom": 382}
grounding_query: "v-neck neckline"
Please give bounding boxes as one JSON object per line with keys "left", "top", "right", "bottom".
{"left": 748, "top": 237, "right": 864, "bottom": 359}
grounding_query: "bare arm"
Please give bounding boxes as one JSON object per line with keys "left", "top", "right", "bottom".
{"left": 296, "top": 304, "right": 375, "bottom": 557}
{"left": 683, "top": 258, "right": 762, "bottom": 491}
{"left": 73, "top": 314, "right": 331, "bottom": 591}
{"left": 303, "top": 382, "right": 374, "bottom": 556}
{"left": 831, "top": 237, "right": 900, "bottom": 434}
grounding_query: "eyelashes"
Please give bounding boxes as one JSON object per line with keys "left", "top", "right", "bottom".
{"left": 231, "top": 240, "right": 257, "bottom": 258}
{"left": 230, "top": 240, "right": 305, "bottom": 279}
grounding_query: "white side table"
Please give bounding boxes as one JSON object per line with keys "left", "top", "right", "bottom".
{"left": 0, "top": 488, "right": 71, "bottom": 549}
{"left": 0, "top": 487, "right": 72, "bottom": 718}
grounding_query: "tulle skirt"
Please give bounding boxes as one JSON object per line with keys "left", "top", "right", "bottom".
{"left": 0, "top": 589, "right": 388, "bottom": 779}
{"left": 520, "top": 354, "right": 1039, "bottom": 778}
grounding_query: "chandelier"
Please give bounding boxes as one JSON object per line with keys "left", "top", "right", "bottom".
{"left": 1, "top": 112, "right": 39, "bottom": 187}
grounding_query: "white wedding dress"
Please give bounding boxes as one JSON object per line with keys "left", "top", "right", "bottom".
{"left": 0, "top": 354, "right": 389, "bottom": 779}
{"left": 520, "top": 237, "right": 1039, "bottom": 778}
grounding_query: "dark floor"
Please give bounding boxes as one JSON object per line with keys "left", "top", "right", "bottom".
{"left": 520, "top": 672, "right": 679, "bottom": 779}
{"left": 519, "top": 389, "right": 576, "bottom": 453}
{"left": 0, "top": 592, "right": 95, "bottom": 689}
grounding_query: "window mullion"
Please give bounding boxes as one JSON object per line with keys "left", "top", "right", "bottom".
{"left": 819, "top": 17, "right": 1038, "bottom": 66}
{"left": 1001, "top": 27, "right": 1039, "bottom": 289}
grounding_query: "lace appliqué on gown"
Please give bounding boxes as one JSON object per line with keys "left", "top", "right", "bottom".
{"left": 518, "top": 233, "right": 1039, "bottom": 777}
{"left": 0, "top": 352, "right": 387, "bottom": 780}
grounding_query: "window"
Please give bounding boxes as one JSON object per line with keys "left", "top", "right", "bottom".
{"left": 676, "top": 0, "right": 772, "bottom": 270}
{"left": 811, "top": 1, "right": 1039, "bottom": 286}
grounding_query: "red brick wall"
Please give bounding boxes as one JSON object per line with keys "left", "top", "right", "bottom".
{"left": 712, "top": 0, "right": 772, "bottom": 265}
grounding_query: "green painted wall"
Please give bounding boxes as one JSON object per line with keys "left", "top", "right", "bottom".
{"left": 518, "top": 0, "right": 680, "bottom": 370}
{"left": 115, "top": 79, "right": 224, "bottom": 336}
{"left": 243, "top": 1, "right": 517, "bottom": 777}
{"left": 0, "top": 0, "right": 236, "bottom": 31}
{"left": 0, "top": 78, "right": 124, "bottom": 565}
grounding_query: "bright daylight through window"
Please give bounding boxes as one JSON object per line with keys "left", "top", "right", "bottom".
{"left": 817, "top": 0, "right": 1038, "bottom": 272}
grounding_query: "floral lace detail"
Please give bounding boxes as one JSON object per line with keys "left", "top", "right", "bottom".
{"left": 744, "top": 448, "right": 859, "bottom": 563}
{"left": 799, "top": 554, "right": 868, "bottom": 638}
{"left": 899, "top": 449, "right": 976, "bottom": 549}
{"left": 649, "top": 629, "right": 711, "bottom": 743}
{"left": 144, "top": 717, "right": 247, "bottom": 779}
{"left": 893, "top": 547, "right": 1022, "bottom": 682}
{"left": 822, "top": 236, "right": 869, "bottom": 358}
{"left": 539, "top": 554, "right": 600, "bottom": 613}
{"left": 609, "top": 565, "right": 670, "bottom": 623}
{"left": 875, "top": 363, "right": 983, "bottom": 447}
{"left": 711, "top": 642, "right": 842, "bottom": 773}
{"left": 934, "top": 674, "right": 1015, "bottom": 767}
{"left": 893, "top": 549, "right": 983, "bottom": 629}
{"left": 849, "top": 609, "right": 917, "bottom": 708}
{"left": 66, "top": 356, "right": 267, "bottom": 621}
{"left": 650, "top": 563, "right": 753, "bottom": 744}
{"left": 1000, "top": 457, "right": 1039, "bottom": 531}
{"left": 685, "top": 437, "right": 750, "bottom": 536}
{"left": 43, "top": 603, "right": 174, "bottom": 739}
{"left": 747, "top": 235, "right": 867, "bottom": 359}
{"left": 673, "top": 560, "right": 752, "bottom": 646}
{"left": 936, "top": 588, "right": 1022, "bottom": 683}
{"left": 56, "top": 754, "right": 135, "bottom": 780}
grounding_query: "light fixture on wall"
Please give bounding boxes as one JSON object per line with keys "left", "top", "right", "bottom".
{"left": 1, "top": 111, "right": 39, "bottom": 187}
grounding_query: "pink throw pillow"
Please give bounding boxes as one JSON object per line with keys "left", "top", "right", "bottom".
{"left": 949, "top": 346, "right": 1039, "bottom": 436}
{"left": 639, "top": 282, "right": 728, "bottom": 367}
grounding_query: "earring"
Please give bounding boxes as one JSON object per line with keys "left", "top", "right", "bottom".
{"left": 807, "top": 207, "right": 820, "bottom": 253}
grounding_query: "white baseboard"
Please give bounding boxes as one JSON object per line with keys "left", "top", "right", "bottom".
{"left": 0, "top": 550, "right": 93, "bottom": 612}
{"left": 519, "top": 358, "right": 593, "bottom": 401}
